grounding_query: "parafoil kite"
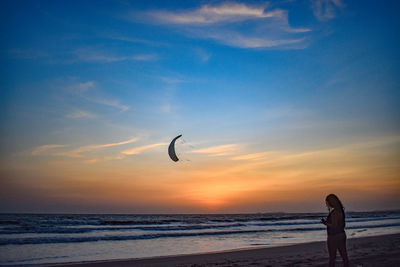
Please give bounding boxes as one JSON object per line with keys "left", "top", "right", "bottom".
{"left": 168, "top": 134, "right": 182, "bottom": 162}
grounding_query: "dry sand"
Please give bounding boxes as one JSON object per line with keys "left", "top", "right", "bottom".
{"left": 43, "top": 233, "right": 400, "bottom": 267}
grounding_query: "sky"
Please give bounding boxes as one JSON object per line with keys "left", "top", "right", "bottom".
{"left": 0, "top": 0, "right": 399, "bottom": 213}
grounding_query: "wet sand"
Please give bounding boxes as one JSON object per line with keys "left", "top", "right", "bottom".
{"left": 44, "top": 233, "right": 400, "bottom": 267}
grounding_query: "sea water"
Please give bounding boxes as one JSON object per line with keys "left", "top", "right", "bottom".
{"left": 0, "top": 211, "right": 399, "bottom": 265}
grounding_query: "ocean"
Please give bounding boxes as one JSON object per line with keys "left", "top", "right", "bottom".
{"left": 1, "top": 211, "right": 400, "bottom": 265}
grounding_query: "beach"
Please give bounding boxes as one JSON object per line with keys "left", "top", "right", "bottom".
{"left": 1, "top": 212, "right": 400, "bottom": 266}
{"left": 43, "top": 233, "right": 400, "bottom": 267}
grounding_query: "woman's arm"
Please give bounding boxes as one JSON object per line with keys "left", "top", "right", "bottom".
{"left": 324, "top": 210, "right": 343, "bottom": 228}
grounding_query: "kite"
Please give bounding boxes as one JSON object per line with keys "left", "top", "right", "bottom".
{"left": 168, "top": 134, "right": 182, "bottom": 162}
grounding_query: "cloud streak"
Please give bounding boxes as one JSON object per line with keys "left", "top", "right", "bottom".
{"left": 207, "top": 135, "right": 400, "bottom": 183}
{"left": 231, "top": 152, "right": 270, "bottom": 161}
{"left": 311, "top": 0, "right": 344, "bottom": 21}
{"left": 146, "top": 3, "right": 284, "bottom": 25}
{"left": 67, "top": 80, "right": 130, "bottom": 112}
{"left": 57, "top": 137, "right": 139, "bottom": 158}
{"left": 122, "top": 142, "right": 168, "bottom": 155}
{"left": 88, "top": 97, "right": 130, "bottom": 112}
{"left": 32, "top": 138, "right": 139, "bottom": 158}
{"left": 205, "top": 33, "right": 305, "bottom": 49}
{"left": 32, "top": 145, "right": 68, "bottom": 155}
{"left": 132, "top": 2, "right": 311, "bottom": 49}
{"left": 72, "top": 48, "right": 158, "bottom": 63}
{"left": 66, "top": 110, "right": 96, "bottom": 119}
{"left": 190, "top": 144, "right": 238, "bottom": 156}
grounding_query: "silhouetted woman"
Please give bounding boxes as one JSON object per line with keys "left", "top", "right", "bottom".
{"left": 321, "top": 194, "right": 349, "bottom": 267}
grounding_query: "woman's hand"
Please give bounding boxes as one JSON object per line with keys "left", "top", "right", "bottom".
{"left": 320, "top": 218, "right": 327, "bottom": 225}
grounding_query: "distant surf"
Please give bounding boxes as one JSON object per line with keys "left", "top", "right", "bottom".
{"left": 1, "top": 211, "right": 399, "bottom": 265}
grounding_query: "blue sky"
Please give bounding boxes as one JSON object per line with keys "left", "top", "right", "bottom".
{"left": 1, "top": 0, "right": 399, "bottom": 213}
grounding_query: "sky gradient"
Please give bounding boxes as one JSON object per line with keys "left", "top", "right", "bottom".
{"left": 1, "top": 0, "right": 399, "bottom": 213}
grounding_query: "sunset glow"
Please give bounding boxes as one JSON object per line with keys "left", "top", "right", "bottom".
{"left": 1, "top": 0, "right": 399, "bottom": 214}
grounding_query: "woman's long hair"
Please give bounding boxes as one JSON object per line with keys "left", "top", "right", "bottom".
{"left": 326, "top": 194, "right": 345, "bottom": 213}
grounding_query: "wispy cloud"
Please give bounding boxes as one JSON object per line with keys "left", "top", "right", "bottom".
{"left": 206, "top": 33, "right": 305, "bottom": 49}
{"left": 190, "top": 144, "right": 239, "bottom": 156}
{"left": 131, "top": 2, "right": 311, "bottom": 49}
{"left": 66, "top": 81, "right": 95, "bottom": 94}
{"left": 32, "top": 144, "right": 68, "bottom": 155}
{"left": 122, "top": 142, "right": 168, "bottom": 155}
{"left": 104, "top": 34, "right": 162, "bottom": 46}
{"left": 9, "top": 46, "right": 159, "bottom": 64}
{"left": 208, "top": 135, "right": 400, "bottom": 181}
{"left": 311, "top": 0, "right": 344, "bottom": 21}
{"left": 88, "top": 97, "right": 130, "bottom": 112}
{"left": 231, "top": 152, "right": 270, "bottom": 161}
{"left": 85, "top": 155, "right": 125, "bottom": 164}
{"left": 56, "top": 137, "right": 139, "bottom": 158}
{"left": 67, "top": 80, "right": 130, "bottom": 112}
{"left": 66, "top": 110, "right": 96, "bottom": 119}
{"left": 72, "top": 48, "right": 158, "bottom": 63}
{"left": 193, "top": 47, "right": 211, "bottom": 62}
{"left": 146, "top": 3, "right": 283, "bottom": 24}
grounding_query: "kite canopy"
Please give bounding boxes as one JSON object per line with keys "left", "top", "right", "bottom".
{"left": 168, "top": 134, "right": 182, "bottom": 162}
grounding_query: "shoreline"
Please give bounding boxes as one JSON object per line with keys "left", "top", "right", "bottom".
{"left": 32, "top": 233, "right": 400, "bottom": 267}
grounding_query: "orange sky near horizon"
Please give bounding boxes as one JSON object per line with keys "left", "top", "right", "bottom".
{"left": 1, "top": 0, "right": 400, "bottom": 214}
{"left": 1, "top": 135, "right": 399, "bottom": 213}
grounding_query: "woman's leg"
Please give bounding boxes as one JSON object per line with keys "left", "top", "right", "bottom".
{"left": 338, "top": 233, "right": 349, "bottom": 267}
{"left": 327, "top": 236, "right": 338, "bottom": 267}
